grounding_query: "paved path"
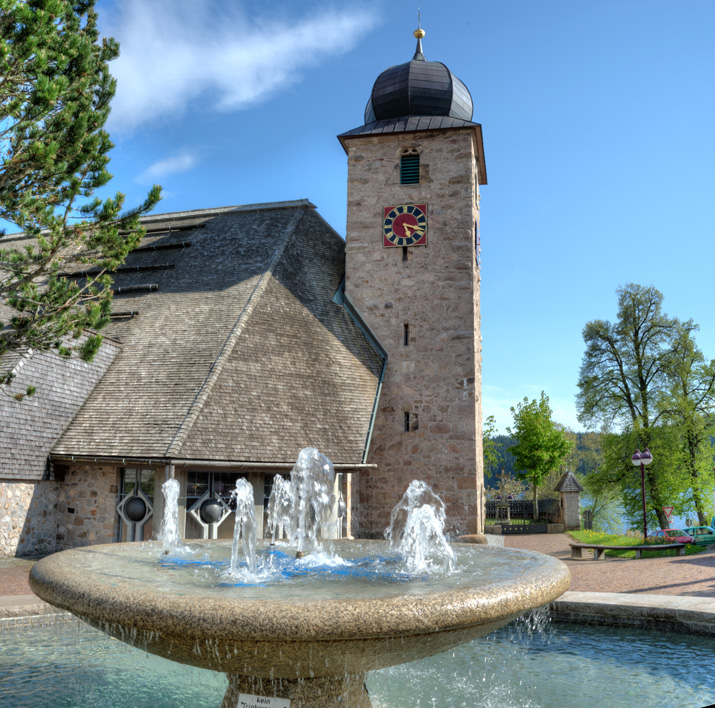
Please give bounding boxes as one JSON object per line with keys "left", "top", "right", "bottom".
{"left": 0, "top": 558, "right": 35, "bottom": 596}
{"left": 505, "top": 533, "right": 715, "bottom": 597}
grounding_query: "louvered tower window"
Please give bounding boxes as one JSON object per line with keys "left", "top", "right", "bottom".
{"left": 400, "top": 150, "right": 420, "bottom": 184}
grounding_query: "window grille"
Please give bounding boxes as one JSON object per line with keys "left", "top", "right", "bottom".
{"left": 400, "top": 153, "right": 420, "bottom": 184}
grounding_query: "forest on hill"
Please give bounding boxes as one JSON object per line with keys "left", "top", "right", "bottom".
{"left": 484, "top": 431, "right": 602, "bottom": 496}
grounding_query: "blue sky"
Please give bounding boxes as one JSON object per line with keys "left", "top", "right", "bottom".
{"left": 91, "top": 0, "right": 715, "bottom": 434}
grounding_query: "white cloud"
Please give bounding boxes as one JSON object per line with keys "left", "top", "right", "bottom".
{"left": 138, "top": 152, "right": 198, "bottom": 183}
{"left": 102, "top": 1, "right": 377, "bottom": 134}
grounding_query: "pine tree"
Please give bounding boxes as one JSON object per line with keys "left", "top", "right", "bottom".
{"left": 0, "top": 0, "right": 161, "bottom": 397}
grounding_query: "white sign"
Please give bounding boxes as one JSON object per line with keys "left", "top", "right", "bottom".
{"left": 237, "top": 694, "right": 291, "bottom": 708}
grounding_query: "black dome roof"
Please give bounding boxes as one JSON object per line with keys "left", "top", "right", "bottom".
{"left": 364, "top": 34, "right": 473, "bottom": 124}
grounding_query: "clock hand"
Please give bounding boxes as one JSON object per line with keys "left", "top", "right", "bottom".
{"left": 403, "top": 223, "right": 424, "bottom": 237}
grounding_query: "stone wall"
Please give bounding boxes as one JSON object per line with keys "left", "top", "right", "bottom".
{"left": 560, "top": 492, "right": 582, "bottom": 531}
{"left": 0, "top": 479, "right": 58, "bottom": 557}
{"left": 54, "top": 464, "right": 120, "bottom": 551}
{"left": 0, "top": 464, "right": 120, "bottom": 557}
{"left": 344, "top": 128, "right": 484, "bottom": 538}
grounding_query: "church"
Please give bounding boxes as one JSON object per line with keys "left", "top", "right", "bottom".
{"left": 0, "top": 28, "right": 486, "bottom": 556}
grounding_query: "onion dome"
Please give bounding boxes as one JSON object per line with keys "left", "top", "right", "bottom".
{"left": 364, "top": 28, "right": 473, "bottom": 124}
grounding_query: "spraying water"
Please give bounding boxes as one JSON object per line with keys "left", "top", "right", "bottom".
{"left": 159, "top": 478, "right": 181, "bottom": 555}
{"left": 289, "top": 447, "right": 336, "bottom": 557}
{"left": 265, "top": 474, "right": 294, "bottom": 544}
{"left": 159, "top": 450, "right": 454, "bottom": 579}
{"left": 385, "top": 480, "right": 455, "bottom": 573}
{"left": 229, "top": 478, "right": 257, "bottom": 576}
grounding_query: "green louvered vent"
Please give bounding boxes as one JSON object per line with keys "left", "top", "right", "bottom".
{"left": 400, "top": 154, "right": 420, "bottom": 184}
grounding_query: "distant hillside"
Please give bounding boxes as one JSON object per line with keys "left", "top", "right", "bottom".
{"left": 484, "top": 431, "right": 602, "bottom": 487}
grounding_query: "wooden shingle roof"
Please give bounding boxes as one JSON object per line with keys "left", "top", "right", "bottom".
{"left": 51, "top": 201, "right": 384, "bottom": 465}
{"left": 554, "top": 470, "right": 584, "bottom": 493}
{"left": 0, "top": 337, "right": 120, "bottom": 480}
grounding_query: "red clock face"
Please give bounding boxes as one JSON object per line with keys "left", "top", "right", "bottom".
{"left": 383, "top": 204, "right": 428, "bottom": 248}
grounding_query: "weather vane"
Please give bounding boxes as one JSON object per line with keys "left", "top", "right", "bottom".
{"left": 414, "top": 7, "right": 425, "bottom": 43}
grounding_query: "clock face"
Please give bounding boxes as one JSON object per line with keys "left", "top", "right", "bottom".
{"left": 383, "top": 204, "right": 427, "bottom": 248}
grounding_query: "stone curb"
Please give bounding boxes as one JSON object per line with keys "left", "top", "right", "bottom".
{"left": 550, "top": 591, "right": 715, "bottom": 636}
{"left": 0, "top": 593, "right": 71, "bottom": 627}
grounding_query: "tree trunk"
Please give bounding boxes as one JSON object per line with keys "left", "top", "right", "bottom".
{"left": 655, "top": 508, "right": 668, "bottom": 530}
{"left": 644, "top": 467, "right": 669, "bottom": 530}
{"left": 533, "top": 484, "right": 539, "bottom": 521}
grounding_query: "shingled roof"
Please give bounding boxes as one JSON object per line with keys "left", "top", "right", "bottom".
{"left": 554, "top": 470, "right": 584, "bottom": 493}
{"left": 51, "top": 200, "right": 385, "bottom": 465}
{"left": 0, "top": 337, "right": 120, "bottom": 481}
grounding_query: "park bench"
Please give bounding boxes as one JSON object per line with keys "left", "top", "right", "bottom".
{"left": 569, "top": 542, "right": 688, "bottom": 560}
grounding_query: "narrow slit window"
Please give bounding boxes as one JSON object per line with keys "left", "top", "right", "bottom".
{"left": 400, "top": 153, "right": 420, "bottom": 184}
{"left": 402, "top": 246, "right": 408, "bottom": 261}
{"left": 404, "top": 412, "right": 410, "bottom": 432}
{"left": 403, "top": 323, "right": 409, "bottom": 346}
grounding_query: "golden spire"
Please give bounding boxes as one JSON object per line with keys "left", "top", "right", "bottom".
{"left": 413, "top": 9, "right": 425, "bottom": 59}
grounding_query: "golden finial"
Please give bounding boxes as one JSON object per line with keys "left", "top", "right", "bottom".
{"left": 414, "top": 8, "right": 425, "bottom": 39}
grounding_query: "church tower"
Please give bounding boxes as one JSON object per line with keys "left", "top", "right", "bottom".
{"left": 338, "top": 28, "right": 487, "bottom": 538}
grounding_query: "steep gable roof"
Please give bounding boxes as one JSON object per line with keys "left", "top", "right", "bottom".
{"left": 51, "top": 201, "right": 384, "bottom": 465}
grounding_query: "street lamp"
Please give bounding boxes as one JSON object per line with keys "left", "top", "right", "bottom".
{"left": 631, "top": 448, "right": 654, "bottom": 541}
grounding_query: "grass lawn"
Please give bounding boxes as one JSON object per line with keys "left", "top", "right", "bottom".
{"left": 568, "top": 529, "right": 706, "bottom": 559}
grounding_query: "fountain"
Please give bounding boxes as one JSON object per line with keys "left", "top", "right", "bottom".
{"left": 158, "top": 477, "right": 181, "bottom": 555}
{"left": 29, "top": 448, "right": 570, "bottom": 708}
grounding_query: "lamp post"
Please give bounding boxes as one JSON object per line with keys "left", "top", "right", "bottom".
{"left": 631, "top": 448, "right": 653, "bottom": 541}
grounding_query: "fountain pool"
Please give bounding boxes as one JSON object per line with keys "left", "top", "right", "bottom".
{"left": 2, "top": 614, "right": 714, "bottom": 708}
{"left": 29, "top": 449, "right": 571, "bottom": 707}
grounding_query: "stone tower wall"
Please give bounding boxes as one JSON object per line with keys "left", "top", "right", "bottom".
{"left": 344, "top": 128, "right": 484, "bottom": 538}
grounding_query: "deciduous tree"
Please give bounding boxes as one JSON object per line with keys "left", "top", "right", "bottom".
{"left": 577, "top": 284, "right": 715, "bottom": 528}
{"left": 662, "top": 323, "right": 715, "bottom": 524}
{"left": 508, "top": 392, "right": 573, "bottom": 519}
{"left": 482, "top": 414, "right": 501, "bottom": 476}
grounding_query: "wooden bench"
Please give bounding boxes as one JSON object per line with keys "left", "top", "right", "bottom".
{"left": 569, "top": 542, "right": 688, "bottom": 560}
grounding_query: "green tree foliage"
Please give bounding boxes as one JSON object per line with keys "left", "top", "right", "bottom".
{"left": 578, "top": 469, "right": 623, "bottom": 533}
{"left": 662, "top": 323, "right": 715, "bottom": 524}
{"left": 561, "top": 430, "right": 622, "bottom": 531}
{"left": 483, "top": 434, "right": 517, "bottom": 483}
{"left": 482, "top": 415, "right": 501, "bottom": 474}
{"left": 508, "top": 392, "right": 574, "bottom": 519}
{"left": 564, "top": 430, "right": 602, "bottom": 476}
{"left": 577, "top": 284, "right": 715, "bottom": 529}
{"left": 0, "top": 0, "right": 161, "bottom": 395}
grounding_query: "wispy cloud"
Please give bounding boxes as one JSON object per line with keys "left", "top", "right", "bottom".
{"left": 102, "top": 1, "right": 377, "bottom": 134}
{"left": 137, "top": 152, "right": 198, "bottom": 183}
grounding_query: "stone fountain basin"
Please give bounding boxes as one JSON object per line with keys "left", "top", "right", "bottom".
{"left": 29, "top": 539, "right": 570, "bottom": 679}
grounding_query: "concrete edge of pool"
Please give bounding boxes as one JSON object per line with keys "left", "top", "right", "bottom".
{"left": 3, "top": 591, "right": 715, "bottom": 637}
{"left": 549, "top": 591, "right": 715, "bottom": 636}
